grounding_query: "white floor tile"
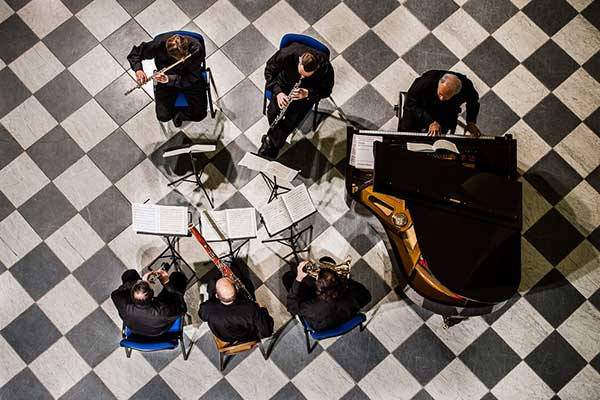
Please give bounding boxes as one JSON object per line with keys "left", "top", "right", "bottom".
{"left": 69, "top": 45, "right": 124, "bottom": 95}
{"left": 371, "top": 58, "right": 419, "bottom": 106}
{"left": 359, "top": 355, "right": 421, "bottom": 400}
{"left": 554, "top": 15, "right": 600, "bottom": 65}
{"left": 425, "top": 359, "right": 488, "bottom": 400}
{"left": 17, "top": 0, "right": 71, "bottom": 38}
{"left": 1, "top": 96, "right": 57, "bottom": 149}
{"left": 122, "top": 102, "right": 174, "bottom": 155}
{"left": 115, "top": 158, "right": 172, "bottom": 204}
{"left": 0, "top": 271, "right": 34, "bottom": 330}
{"left": 366, "top": 298, "right": 424, "bottom": 352}
{"left": 520, "top": 179, "right": 552, "bottom": 233}
{"left": 558, "top": 365, "right": 600, "bottom": 400}
{"left": 557, "top": 240, "right": 600, "bottom": 299}
{"left": 108, "top": 226, "right": 165, "bottom": 270}
{"left": 511, "top": 120, "right": 551, "bottom": 173}
{"left": 313, "top": 3, "right": 369, "bottom": 53}
{"left": 253, "top": 1, "right": 309, "bottom": 47}
{"left": 8, "top": 42, "right": 64, "bottom": 92}
{"left": 330, "top": 56, "right": 367, "bottom": 106}
{"left": 193, "top": 0, "right": 249, "bottom": 47}
{"left": 558, "top": 302, "right": 600, "bottom": 361}
{"left": 427, "top": 316, "right": 489, "bottom": 356}
{"left": 519, "top": 237, "right": 553, "bottom": 294}
{"left": 94, "top": 348, "right": 156, "bottom": 399}
{"left": 205, "top": 50, "right": 245, "bottom": 99}
{"left": 308, "top": 169, "right": 349, "bottom": 224}
{"left": 160, "top": 348, "right": 221, "bottom": 399}
{"left": 54, "top": 155, "right": 111, "bottom": 210}
{"left": 433, "top": 9, "right": 488, "bottom": 59}
{"left": 0, "top": 153, "right": 49, "bottom": 208}
{"left": 555, "top": 68, "right": 600, "bottom": 120}
{"left": 491, "top": 362, "right": 554, "bottom": 400}
{"left": 556, "top": 181, "right": 600, "bottom": 236}
{"left": 292, "top": 352, "right": 355, "bottom": 400}
{"left": 0, "top": 336, "right": 26, "bottom": 387}
{"left": 77, "top": 0, "right": 129, "bottom": 41}
{"left": 555, "top": 123, "right": 600, "bottom": 178}
{"left": 135, "top": 0, "right": 190, "bottom": 38}
{"left": 61, "top": 99, "right": 119, "bottom": 152}
{"left": 373, "top": 6, "right": 429, "bottom": 56}
{"left": 493, "top": 65, "right": 549, "bottom": 117}
{"left": 493, "top": 12, "right": 548, "bottom": 62}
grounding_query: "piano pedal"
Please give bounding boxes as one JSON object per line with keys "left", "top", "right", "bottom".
{"left": 442, "top": 315, "right": 468, "bottom": 329}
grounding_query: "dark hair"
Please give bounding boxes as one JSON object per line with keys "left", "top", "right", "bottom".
{"left": 300, "top": 52, "right": 319, "bottom": 72}
{"left": 166, "top": 34, "right": 189, "bottom": 59}
{"left": 316, "top": 269, "right": 342, "bottom": 302}
{"left": 131, "top": 281, "right": 153, "bottom": 306}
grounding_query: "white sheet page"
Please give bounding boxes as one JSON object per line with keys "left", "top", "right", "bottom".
{"left": 132, "top": 203, "right": 159, "bottom": 233}
{"left": 259, "top": 198, "right": 293, "bottom": 235}
{"left": 157, "top": 205, "right": 188, "bottom": 235}
{"left": 226, "top": 208, "right": 257, "bottom": 239}
{"left": 282, "top": 184, "right": 316, "bottom": 223}
{"left": 201, "top": 210, "right": 228, "bottom": 241}
{"left": 263, "top": 160, "right": 298, "bottom": 182}
{"left": 239, "top": 152, "right": 269, "bottom": 171}
{"left": 353, "top": 135, "right": 382, "bottom": 169}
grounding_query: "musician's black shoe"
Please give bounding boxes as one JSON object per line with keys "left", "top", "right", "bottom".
{"left": 257, "top": 135, "right": 279, "bottom": 159}
{"left": 173, "top": 113, "right": 184, "bottom": 128}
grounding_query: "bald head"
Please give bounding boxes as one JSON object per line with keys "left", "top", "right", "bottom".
{"left": 437, "top": 73, "right": 462, "bottom": 101}
{"left": 216, "top": 278, "right": 237, "bottom": 304}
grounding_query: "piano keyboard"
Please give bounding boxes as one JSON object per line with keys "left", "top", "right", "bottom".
{"left": 358, "top": 130, "right": 495, "bottom": 140}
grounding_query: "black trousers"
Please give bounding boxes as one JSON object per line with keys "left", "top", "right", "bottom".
{"left": 400, "top": 108, "right": 458, "bottom": 135}
{"left": 122, "top": 269, "right": 187, "bottom": 295}
{"left": 266, "top": 97, "right": 315, "bottom": 150}
{"left": 155, "top": 81, "right": 207, "bottom": 123}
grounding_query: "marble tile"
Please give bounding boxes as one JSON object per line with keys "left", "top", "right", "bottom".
{"left": 520, "top": 179, "right": 552, "bottom": 233}
{"left": 8, "top": 42, "right": 64, "bottom": 92}
{"left": 292, "top": 352, "right": 355, "bottom": 400}
{"left": 557, "top": 240, "right": 600, "bottom": 298}
{"left": 61, "top": 99, "right": 118, "bottom": 152}
{"left": 491, "top": 362, "right": 554, "bottom": 400}
{"left": 253, "top": 1, "right": 310, "bottom": 47}
{"left": 373, "top": 6, "right": 429, "bottom": 56}
{"left": 0, "top": 271, "right": 34, "bottom": 330}
{"left": 493, "top": 11, "right": 548, "bottom": 62}
{"left": 558, "top": 365, "right": 600, "bottom": 400}
{"left": 205, "top": 50, "right": 245, "bottom": 99}
{"left": 0, "top": 211, "right": 41, "bottom": 268}
{"left": 0, "top": 0, "right": 11, "bottom": 24}
{"left": 0, "top": 15, "right": 39, "bottom": 66}
{"left": 556, "top": 181, "right": 600, "bottom": 236}
{"left": 0, "top": 336, "right": 26, "bottom": 387}
{"left": 68, "top": 44, "right": 123, "bottom": 95}
{"left": 555, "top": 68, "right": 600, "bottom": 120}
{"left": 493, "top": 65, "right": 549, "bottom": 117}
{"left": 313, "top": 3, "right": 369, "bottom": 53}
{"left": 108, "top": 226, "right": 165, "bottom": 270}
{"left": 254, "top": 281, "right": 290, "bottom": 333}
{"left": 424, "top": 359, "right": 488, "bottom": 400}
{"left": 54, "top": 155, "right": 111, "bottom": 210}
{"left": 116, "top": 159, "right": 172, "bottom": 204}
{"left": 371, "top": 58, "right": 418, "bottom": 106}
{"left": 365, "top": 298, "right": 424, "bottom": 352}
{"left": 245, "top": 239, "right": 285, "bottom": 282}
{"left": 0, "top": 96, "right": 57, "bottom": 149}
{"left": 174, "top": 163, "right": 238, "bottom": 209}
{"left": 492, "top": 297, "right": 553, "bottom": 358}
{"left": 555, "top": 123, "right": 600, "bottom": 178}
{"left": 433, "top": 8, "right": 488, "bottom": 59}
{"left": 450, "top": 60, "right": 490, "bottom": 97}
{"left": 358, "top": 355, "right": 421, "bottom": 400}
{"left": 76, "top": 0, "right": 129, "bottom": 40}
{"left": 329, "top": 56, "right": 367, "bottom": 106}
{"left": 554, "top": 14, "right": 600, "bottom": 65}
{"left": 0, "top": 153, "right": 49, "bottom": 207}
{"left": 122, "top": 103, "right": 174, "bottom": 155}
{"left": 308, "top": 169, "right": 349, "bottom": 224}
{"left": 226, "top": 349, "right": 289, "bottom": 399}
{"left": 567, "top": 0, "right": 593, "bottom": 11}
{"left": 193, "top": 0, "right": 249, "bottom": 47}
{"left": 28, "top": 337, "right": 91, "bottom": 398}
{"left": 308, "top": 226, "right": 361, "bottom": 268}
{"left": 426, "top": 316, "right": 489, "bottom": 356}
{"left": 0, "top": 368, "right": 53, "bottom": 400}
{"left": 519, "top": 238, "right": 553, "bottom": 294}
{"left": 558, "top": 302, "right": 600, "bottom": 361}
{"left": 160, "top": 347, "right": 221, "bottom": 399}
{"left": 94, "top": 348, "right": 157, "bottom": 399}
{"left": 135, "top": 0, "right": 189, "bottom": 38}
{"left": 17, "top": 0, "right": 71, "bottom": 38}
{"left": 511, "top": 120, "right": 551, "bottom": 173}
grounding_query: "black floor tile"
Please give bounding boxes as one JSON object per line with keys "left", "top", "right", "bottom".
{"left": 344, "top": 0, "right": 399, "bottom": 27}
{"left": 18, "top": 182, "right": 77, "bottom": 239}
{"left": 130, "top": 376, "right": 180, "bottom": 400}
{"left": 589, "top": 288, "right": 600, "bottom": 311}
{"left": 0, "top": 368, "right": 53, "bottom": 400}
{"left": 95, "top": 73, "right": 152, "bottom": 125}
{"left": 66, "top": 308, "right": 119, "bottom": 368}
{"left": 61, "top": 0, "right": 93, "bottom": 13}
{"left": 26, "top": 125, "right": 84, "bottom": 180}
{"left": 81, "top": 186, "right": 132, "bottom": 243}
{"left": 35, "top": 70, "right": 91, "bottom": 122}
{"left": 0, "top": 14, "right": 38, "bottom": 63}
{"left": 269, "top": 320, "right": 324, "bottom": 379}
{"left": 212, "top": 134, "right": 259, "bottom": 190}
{"left": 219, "top": 79, "right": 265, "bottom": 132}
{"left": 588, "top": 226, "right": 600, "bottom": 253}
{"left": 229, "top": 0, "right": 277, "bottom": 22}
{"left": 524, "top": 40, "right": 579, "bottom": 91}
{"left": 327, "top": 324, "right": 389, "bottom": 381}
{"left": 0, "top": 123, "right": 23, "bottom": 170}
{"left": 5, "top": 0, "right": 32, "bottom": 11}
{"left": 116, "top": 0, "right": 154, "bottom": 16}
{"left": 585, "top": 107, "right": 600, "bottom": 142}
{"left": 73, "top": 246, "right": 127, "bottom": 303}
{"left": 591, "top": 352, "right": 600, "bottom": 375}
{"left": 221, "top": 26, "right": 276, "bottom": 76}
{"left": 88, "top": 128, "right": 145, "bottom": 183}
{"left": 271, "top": 382, "right": 307, "bottom": 400}
{"left": 277, "top": 138, "right": 333, "bottom": 186}
{"left": 0, "top": 68, "right": 31, "bottom": 119}
{"left": 42, "top": 17, "right": 98, "bottom": 67}
{"left": 199, "top": 378, "right": 244, "bottom": 400}
{"left": 102, "top": 19, "right": 151, "bottom": 67}
{"left": 340, "top": 386, "right": 370, "bottom": 400}
{"left": 459, "top": 328, "right": 521, "bottom": 388}
{"left": 348, "top": 258, "right": 390, "bottom": 311}
{"left": 1, "top": 304, "right": 61, "bottom": 363}
{"left": 10, "top": 243, "right": 70, "bottom": 300}
{"left": 393, "top": 325, "right": 455, "bottom": 385}
{"left": 525, "top": 331, "right": 586, "bottom": 392}
{"left": 405, "top": 0, "right": 458, "bottom": 30}
{"left": 582, "top": 0, "right": 600, "bottom": 31}
{"left": 59, "top": 371, "right": 117, "bottom": 400}
{"left": 523, "top": 93, "right": 580, "bottom": 147}
{"left": 287, "top": 0, "right": 340, "bottom": 25}
{"left": 411, "top": 389, "right": 435, "bottom": 400}
{"left": 402, "top": 34, "right": 459, "bottom": 76}
{"left": 463, "top": 37, "right": 519, "bottom": 87}
{"left": 524, "top": 269, "right": 586, "bottom": 328}
{"left": 477, "top": 91, "right": 519, "bottom": 137}
{"left": 173, "top": 0, "right": 215, "bottom": 18}
{"left": 0, "top": 191, "right": 13, "bottom": 223}
{"left": 523, "top": 0, "right": 577, "bottom": 36}
{"left": 142, "top": 345, "right": 182, "bottom": 372}
{"left": 463, "top": 0, "right": 518, "bottom": 33}
{"left": 340, "top": 84, "right": 394, "bottom": 130}
{"left": 342, "top": 31, "right": 398, "bottom": 81}
{"left": 524, "top": 151, "right": 583, "bottom": 206}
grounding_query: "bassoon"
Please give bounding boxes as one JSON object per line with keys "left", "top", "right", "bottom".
{"left": 188, "top": 224, "right": 255, "bottom": 301}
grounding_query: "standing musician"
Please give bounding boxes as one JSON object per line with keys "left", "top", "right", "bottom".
{"left": 258, "top": 43, "right": 335, "bottom": 159}
{"left": 199, "top": 277, "right": 274, "bottom": 343}
{"left": 127, "top": 33, "right": 207, "bottom": 127}
{"left": 284, "top": 258, "right": 371, "bottom": 331}
{"left": 400, "top": 70, "right": 481, "bottom": 137}
{"left": 111, "top": 269, "right": 187, "bottom": 337}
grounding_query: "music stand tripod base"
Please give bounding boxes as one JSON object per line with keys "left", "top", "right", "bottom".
{"left": 168, "top": 151, "right": 214, "bottom": 208}
{"left": 216, "top": 238, "right": 251, "bottom": 264}
{"left": 262, "top": 222, "right": 313, "bottom": 265}
{"left": 260, "top": 172, "right": 291, "bottom": 203}
{"left": 147, "top": 236, "right": 199, "bottom": 291}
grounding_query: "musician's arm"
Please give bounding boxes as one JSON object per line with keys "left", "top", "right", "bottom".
{"left": 405, "top": 77, "right": 434, "bottom": 126}
{"left": 127, "top": 39, "right": 160, "bottom": 72}
{"left": 255, "top": 306, "right": 274, "bottom": 338}
{"left": 166, "top": 46, "right": 206, "bottom": 89}
{"left": 286, "top": 280, "right": 303, "bottom": 315}
{"left": 464, "top": 85, "right": 480, "bottom": 124}
{"left": 265, "top": 48, "right": 288, "bottom": 96}
{"left": 158, "top": 282, "right": 187, "bottom": 316}
{"left": 308, "top": 63, "right": 334, "bottom": 102}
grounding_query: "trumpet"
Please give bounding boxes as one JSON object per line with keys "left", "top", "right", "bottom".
{"left": 303, "top": 256, "right": 352, "bottom": 279}
{"left": 269, "top": 77, "right": 303, "bottom": 129}
{"left": 124, "top": 54, "right": 191, "bottom": 96}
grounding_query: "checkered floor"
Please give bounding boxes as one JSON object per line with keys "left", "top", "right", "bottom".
{"left": 0, "top": 0, "right": 599, "bottom": 399}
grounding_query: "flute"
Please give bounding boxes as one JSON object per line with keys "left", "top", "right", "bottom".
{"left": 124, "top": 54, "right": 191, "bottom": 96}
{"left": 269, "top": 77, "right": 303, "bottom": 129}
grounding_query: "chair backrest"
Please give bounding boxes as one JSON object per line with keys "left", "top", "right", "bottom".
{"left": 121, "top": 316, "right": 183, "bottom": 350}
{"left": 304, "top": 313, "right": 366, "bottom": 340}
{"left": 213, "top": 335, "right": 259, "bottom": 355}
{"left": 280, "top": 33, "right": 330, "bottom": 58}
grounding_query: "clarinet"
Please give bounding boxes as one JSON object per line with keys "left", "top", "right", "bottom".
{"left": 269, "top": 77, "right": 303, "bottom": 129}
{"left": 188, "top": 224, "right": 255, "bottom": 301}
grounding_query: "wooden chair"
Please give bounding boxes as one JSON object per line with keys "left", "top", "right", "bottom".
{"left": 212, "top": 335, "right": 267, "bottom": 371}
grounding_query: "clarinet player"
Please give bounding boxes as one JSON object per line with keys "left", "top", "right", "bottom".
{"left": 258, "top": 42, "right": 334, "bottom": 159}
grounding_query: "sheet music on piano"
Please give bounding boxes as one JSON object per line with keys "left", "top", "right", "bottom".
{"left": 132, "top": 204, "right": 189, "bottom": 236}
{"left": 349, "top": 134, "right": 382, "bottom": 169}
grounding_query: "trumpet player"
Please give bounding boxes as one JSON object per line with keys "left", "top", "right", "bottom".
{"left": 284, "top": 258, "right": 371, "bottom": 331}
{"left": 127, "top": 33, "right": 207, "bottom": 127}
{"left": 258, "top": 43, "right": 334, "bottom": 159}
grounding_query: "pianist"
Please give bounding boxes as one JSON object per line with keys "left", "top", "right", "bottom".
{"left": 400, "top": 70, "right": 481, "bottom": 137}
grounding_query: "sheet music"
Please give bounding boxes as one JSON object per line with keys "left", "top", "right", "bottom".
{"left": 239, "top": 152, "right": 298, "bottom": 182}
{"left": 239, "top": 152, "right": 269, "bottom": 171}
{"left": 259, "top": 198, "right": 292, "bottom": 236}
{"left": 132, "top": 204, "right": 188, "bottom": 236}
{"left": 163, "top": 144, "right": 216, "bottom": 158}
{"left": 226, "top": 208, "right": 257, "bottom": 239}
{"left": 282, "top": 184, "right": 316, "bottom": 223}
{"left": 201, "top": 210, "right": 228, "bottom": 241}
{"left": 350, "top": 134, "right": 382, "bottom": 169}
{"left": 407, "top": 139, "right": 459, "bottom": 154}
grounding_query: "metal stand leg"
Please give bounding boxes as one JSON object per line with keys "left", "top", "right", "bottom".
{"left": 260, "top": 172, "right": 291, "bottom": 204}
{"left": 168, "top": 152, "right": 214, "bottom": 208}
{"left": 147, "top": 236, "right": 199, "bottom": 290}
{"left": 262, "top": 223, "right": 313, "bottom": 265}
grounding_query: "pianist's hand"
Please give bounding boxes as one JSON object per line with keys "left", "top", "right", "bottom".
{"left": 276, "top": 92, "right": 289, "bottom": 108}
{"left": 464, "top": 122, "right": 481, "bottom": 138}
{"left": 427, "top": 121, "right": 441, "bottom": 136}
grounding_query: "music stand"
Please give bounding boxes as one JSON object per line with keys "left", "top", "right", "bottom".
{"left": 262, "top": 221, "right": 313, "bottom": 265}
{"left": 199, "top": 208, "right": 258, "bottom": 263}
{"left": 260, "top": 171, "right": 291, "bottom": 203}
{"left": 164, "top": 144, "right": 216, "bottom": 209}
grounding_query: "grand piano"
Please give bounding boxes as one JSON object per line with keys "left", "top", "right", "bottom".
{"left": 345, "top": 127, "right": 521, "bottom": 325}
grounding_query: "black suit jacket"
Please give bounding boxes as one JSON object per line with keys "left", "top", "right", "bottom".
{"left": 405, "top": 70, "right": 480, "bottom": 126}
{"left": 111, "top": 281, "right": 187, "bottom": 337}
{"left": 265, "top": 42, "right": 334, "bottom": 102}
{"left": 199, "top": 298, "right": 274, "bottom": 343}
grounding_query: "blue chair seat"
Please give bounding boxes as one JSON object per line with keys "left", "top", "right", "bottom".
{"left": 120, "top": 317, "right": 188, "bottom": 359}
{"left": 303, "top": 313, "right": 366, "bottom": 340}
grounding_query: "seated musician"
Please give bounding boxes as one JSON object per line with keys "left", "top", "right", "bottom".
{"left": 258, "top": 43, "right": 335, "bottom": 159}
{"left": 199, "top": 278, "right": 274, "bottom": 342}
{"left": 111, "top": 269, "right": 187, "bottom": 336}
{"left": 284, "top": 259, "right": 371, "bottom": 331}
{"left": 127, "top": 33, "right": 207, "bottom": 127}
{"left": 400, "top": 70, "right": 481, "bottom": 137}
